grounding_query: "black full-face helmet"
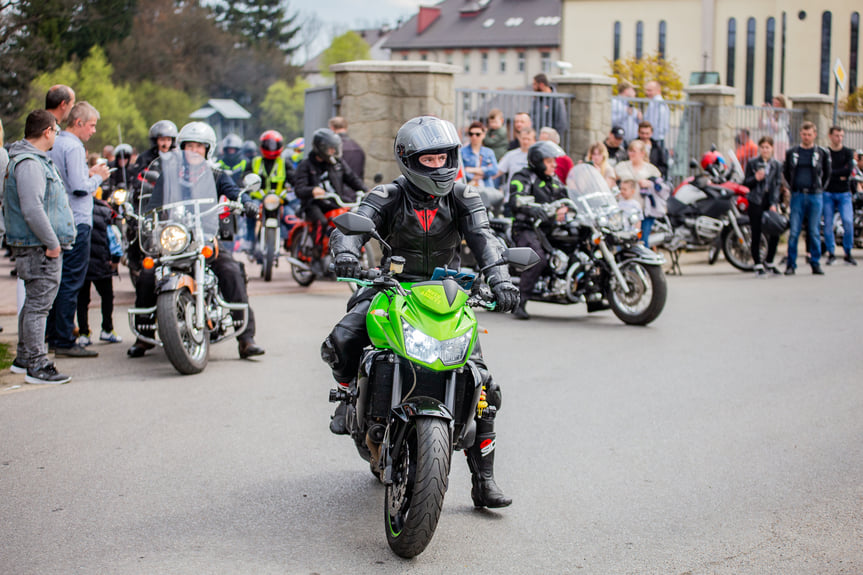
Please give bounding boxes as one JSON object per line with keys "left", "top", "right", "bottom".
{"left": 394, "top": 116, "right": 461, "bottom": 197}
{"left": 311, "top": 128, "right": 342, "bottom": 164}
{"left": 527, "top": 140, "right": 566, "bottom": 176}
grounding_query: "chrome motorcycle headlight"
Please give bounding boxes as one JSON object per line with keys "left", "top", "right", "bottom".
{"left": 607, "top": 211, "right": 624, "bottom": 230}
{"left": 159, "top": 224, "right": 190, "bottom": 255}
{"left": 402, "top": 320, "right": 472, "bottom": 366}
{"left": 596, "top": 215, "right": 609, "bottom": 228}
{"left": 629, "top": 212, "right": 641, "bottom": 226}
{"left": 111, "top": 189, "right": 127, "bottom": 205}
{"left": 262, "top": 193, "right": 281, "bottom": 211}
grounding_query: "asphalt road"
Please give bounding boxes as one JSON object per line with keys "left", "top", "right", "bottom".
{"left": 1, "top": 256, "right": 861, "bottom": 574}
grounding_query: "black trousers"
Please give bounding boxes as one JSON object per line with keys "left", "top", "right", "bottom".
{"left": 134, "top": 251, "right": 255, "bottom": 341}
{"left": 748, "top": 203, "right": 779, "bottom": 265}
{"left": 514, "top": 229, "right": 547, "bottom": 303}
{"left": 77, "top": 277, "right": 115, "bottom": 334}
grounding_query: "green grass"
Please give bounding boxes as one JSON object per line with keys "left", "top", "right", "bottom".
{"left": 0, "top": 342, "right": 13, "bottom": 371}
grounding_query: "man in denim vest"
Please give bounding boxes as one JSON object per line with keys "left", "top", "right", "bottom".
{"left": 3, "top": 110, "right": 77, "bottom": 384}
{"left": 46, "top": 101, "right": 110, "bottom": 356}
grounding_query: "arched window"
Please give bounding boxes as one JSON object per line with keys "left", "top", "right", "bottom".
{"left": 636, "top": 21, "right": 644, "bottom": 59}
{"left": 851, "top": 12, "right": 860, "bottom": 93}
{"left": 727, "top": 18, "right": 737, "bottom": 87}
{"left": 614, "top": 21, "right": 621, "bottom": 61}
{"left": 765, "top": 17, "right": 776, "bottom": 103}
{"left": 745, "top": 18, "right": 756, "bottom": 105}
{"left": 658, "top": 20, "right": 667, "bottom": 59}
{"left": 820, "top": 11, "right": 831, "bottom": 94}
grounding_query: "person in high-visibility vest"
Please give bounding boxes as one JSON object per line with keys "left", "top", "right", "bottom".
{"left": 217, "top": 133, "right": 247, "bottom": 185}
{"left": 244, "top": 130, "right": 297, "bottom": 255}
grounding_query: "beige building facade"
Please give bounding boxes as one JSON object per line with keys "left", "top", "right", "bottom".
{"left": 561, "top": 0, "right": 861, "bottom": 105}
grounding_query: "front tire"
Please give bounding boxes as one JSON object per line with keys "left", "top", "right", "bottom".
{"left": 385, "top": 417, "right": 450, "bottom": 558}
{"left": 263, "top": 227, "right": 276, "bottom": 282}
{"left": 157, "top": 288, "right": 209, "bottom": 375}
{"left": 722, "top": 227, "right": 763, "bottom": 271}
{"left": 290, "top": 227, "right": 316, "bottom": 287}
{"left": 608, "top": 261, "right": 667, "bottom": 326}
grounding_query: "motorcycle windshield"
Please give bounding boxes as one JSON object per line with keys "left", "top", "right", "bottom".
{"left": 137, "top": 149, "right": 219, "bottom": 256}
{"left": 565, "top": 164, "right": 621, "bottom": 221}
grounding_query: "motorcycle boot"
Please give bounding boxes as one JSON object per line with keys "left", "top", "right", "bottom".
{"left": 512, "top": 301, "right": 530, "bottom": 320}
{"left": 127, "top": 339, "right": 154, "bottom": 358}
{"left": 238, "top": 338, "right": 265, "bottom": 359}
{"left": 465, "top": 423, "right": 512, "bottom": 509}
{"left": 329, "top": 401, "right": 349, "bottom": 435}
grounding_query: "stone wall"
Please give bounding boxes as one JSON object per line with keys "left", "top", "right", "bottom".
{"left": 330, "top": 61, "right": 459, "bottom": 186}
{"left": 554, "top": 74, "right": 615, "bottom": 161}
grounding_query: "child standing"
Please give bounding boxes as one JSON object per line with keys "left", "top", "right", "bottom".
{"left": 77, "top": 197, "right": 123, "bottom": 345}
{"left": 617, "top": 179, "right": 643, "bottom": 232}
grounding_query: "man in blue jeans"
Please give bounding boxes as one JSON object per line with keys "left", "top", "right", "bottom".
{"left": 824, "top": 126, "right": 857, "bottom": 266}
{"left": 783, "top": 121, "right": 831, "bottom": 275}
{"left": 47, "top": 101, "right": 110, "bottom": 356}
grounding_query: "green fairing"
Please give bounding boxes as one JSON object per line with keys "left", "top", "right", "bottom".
{"left": 366, "top": 281, "right": 478, "bottom": 371}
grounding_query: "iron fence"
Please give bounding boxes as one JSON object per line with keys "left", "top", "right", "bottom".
{"left": 455, "top": 88, "right": 574, "bottom": 152}
{"left": 610, "top": 96, "right": 702, "bottom": 185}
{"left": 838, "top": 112, "right": 863, "bottom": 151}
{"left": 733, "top": 105, "right": 803, "bottom": 168}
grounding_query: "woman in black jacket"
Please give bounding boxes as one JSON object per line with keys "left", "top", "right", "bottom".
{"left": 743, "top": 136, "right": 783, "bottom": 276}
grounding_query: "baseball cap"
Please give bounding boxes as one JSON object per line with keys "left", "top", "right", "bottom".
{"left": 611, "top": 126, "right": 625, "bottom": 139}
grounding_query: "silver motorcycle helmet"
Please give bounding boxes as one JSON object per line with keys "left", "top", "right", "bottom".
{"left": 527, "top": 140, "right": 566, "bottom": 176}
{"left": 221, "top": 133, "right": 243, "bottom": 153}
{"left": 394, "top": 116, "right": 461, "bottom": 197}
{"left": 177, "top": 122, "right": 217, "bottom": 161}
{"left": 148, "top": 120, "right": 178, "bottom": 148}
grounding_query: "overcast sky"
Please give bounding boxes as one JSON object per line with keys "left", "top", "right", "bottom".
{"left": 294, "top": 0, "right": 421, "bottom": 63}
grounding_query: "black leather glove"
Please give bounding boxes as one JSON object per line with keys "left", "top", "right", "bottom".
{"left": 334, "top": 252, "right": 361, "bottom": 278}
{"left": 491, "top": 280, "right": 520, "bottom": 313}
{"left": 528, "top": 205, "right": 549, "bottom": 222}
{"left": 243, "top": 201, "right": 259, "bottom": 219}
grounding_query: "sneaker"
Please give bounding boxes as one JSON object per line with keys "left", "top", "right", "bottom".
{"left": 99, "top": 330, "right": 123, "bottom": 343}
{"left": 811, "top": 263, "right": 825, "bottom": 275}
{"left": 784, "top": 266, "right": 796, "bottom": 276}
{"left": 753, "top": 264, "right": 766, "bottom": 278}
{"left": 844, "top": 254, "right": 858, "bottom": 266}
{"left": 25, "top": 363, "right": 71, "bottom": 385}
{"left": 53, "top": 344, "right": 98, "bottom": 358}
{"left": 10, "top": 357, "right": 28, "bottom": 374}
{"left": 765, "top": 263, "right": 782, "bottom": 275}
{"left": 826, "top": 252, "right": 836, "bottom": 265}
{"left": 77, "top": 332, "right": 92, "bottom": 346}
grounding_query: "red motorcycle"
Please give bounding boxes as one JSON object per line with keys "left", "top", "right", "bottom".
{"left": 284, "top": 192, "right": 372, "bottom": 289}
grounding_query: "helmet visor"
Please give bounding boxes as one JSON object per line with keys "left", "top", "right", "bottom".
{"left": 398, "top": 122, "right": 460, "bottom": 158}
{"left": 261, "top": 139, "right": 282, "bottom": 152}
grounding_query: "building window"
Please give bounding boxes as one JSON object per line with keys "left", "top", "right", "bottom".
{"left": 765, "top": 17, "right": 775, "bottom": 103}
{"left": 402, "top": 53, "right": 409, "bottom": 61}
{"left": 851, "top": 12, "right": 859, "bottom": 93}
{"left": 614, "top": 21, "right": 621, "bottom": 61}
{"left": 464, "top": 53, "right": 470, "bottom": 74}
{"left": 446, "top": 52, "right": 453, "bottom": 66}
{"left": 820, "top": 11, "right": 831, "bottom": 94}
{"left": 658, "top": 20, "right": 667, "bottom": 59}
{"left": 727, "top": 18, "right": 736, "bottom": 87}
{"left": 636, "top": 21, "right": 644, "bottom": 59}
{"left": 745, "top": 17, "right": 756, "bottom": 105}
{"left": 499, "top": 52, "right": 506, "bottom": 73}
{"left": 517, "top": 52, "right": 525, "bottom": 73}
{"left": 421, "top": 53, "right": 428, "bottom": 61}
{"left": 541, "top": 51, "right": 551, "bottom": 73}
{"left": 781, "top": 12, "right": 787, "bottom": 93}
{"left": 481, "top": 52, "right": 488, "bottom": 74}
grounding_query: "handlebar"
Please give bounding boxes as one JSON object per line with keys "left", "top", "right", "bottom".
{"left": 319, "top": 191, "right": 365, "bottom": 209}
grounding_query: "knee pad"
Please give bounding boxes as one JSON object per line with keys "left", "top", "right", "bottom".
{"left": 321, "top": 335, "right": 339, "bottom": 369}
{"left": 485, "top": 379, "right": 502, "bottom": 411}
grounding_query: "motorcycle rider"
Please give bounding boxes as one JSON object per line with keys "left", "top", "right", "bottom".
{"left": 321, "top": 116, "right": 520, "bottom": 509}
{"left": 294, "top": 128, "right": 366, "bottom": 271}
{"left": 245, "top": 130, "right": 295, "bottom": 255}
{"left": 131, "top": 120, "right": 178, "bottom": 191}
{"left": 107, "top": 143, "right": 134, "bottom": 191}
{"left": 508, "top": 140, "right": 568, "bottom": 320}
{"left": 217, "top": 133, "right": 247, "bottom": 186}
{"left": 127, "top": 122, "right": 265, "bottom": 360}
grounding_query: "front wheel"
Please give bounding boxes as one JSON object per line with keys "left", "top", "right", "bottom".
{"left": 608, "top": 261, "right": 667, "bottom": 326}
{"left": 722, "top": 227, "right": 762, "bottom": 271}
{"left": 290, "top": 227, "right": 316, "bottom": 287}
{"left": 157, "top": 288, "right": 209, "bottom": 375}
{"left": 385, "top": 417, "right": 450, "bottom": 558}
{"left": 263, "top": 227, "right": 276, "bottom": 282}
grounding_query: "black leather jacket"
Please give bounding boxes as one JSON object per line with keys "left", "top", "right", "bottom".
{"left": 295, "top": 155, "right": 366, "bottom": 210}
{"left": 783, "top": 145, "right": 831, "bottom": 192}
{"left": 329, "top": 176, "right": 510, "bottom": 285}
{"left": 508, "top": 168, "right": 567, "bottom": 232}
{"left": 743, "top": 157, "right": 782, "bottom": 207}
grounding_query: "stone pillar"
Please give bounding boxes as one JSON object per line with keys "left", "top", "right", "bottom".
{"left": 553, "top": 74, "right": 615, "bottom": 160}
{"left": 685, "top": 84, "right": 737, "bottom": 158}
{"left": 790, "top": 94, "right": 834, "bottom": 143}
{"left": 330, "top": 60, "right": 460, "bottom": 186}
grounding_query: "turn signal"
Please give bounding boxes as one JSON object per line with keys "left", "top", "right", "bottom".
{"left": 201, "top": 245, "right": 214, "bottom": 259}
{"left": 142, "top": 257, "right": 155, "bottom": 270}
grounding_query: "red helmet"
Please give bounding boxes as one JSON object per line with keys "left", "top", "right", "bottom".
{"left": 259, "top": 130, "right": 284, "bottom": 160}
{"left": 700, "top": 151, "right": 721, "bottom": 170}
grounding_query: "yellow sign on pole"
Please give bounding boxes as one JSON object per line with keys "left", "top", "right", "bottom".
{"left": 834, "top": 59, "right": 846, "bottom": 91}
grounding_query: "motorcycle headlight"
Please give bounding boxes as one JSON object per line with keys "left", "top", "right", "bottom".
{"left": 112, "top": 189, "right": 127, "bottom": 205}
{"left": 607, "top": 211, "right": 624, "bottom": 230}
{"left": 159, "top": 224, "right": 189, "bottom": 255}
{"left": 596, "top": 215, "right": 609, "bottom": 228}
{"left": 629, "top": 212, "right": 641, "bottom": 226}
{"left": 402, "top": 320, "right": 472, "bottom": 366}
{"left": 262, "top": 193, "right": 281, "bottom": 211}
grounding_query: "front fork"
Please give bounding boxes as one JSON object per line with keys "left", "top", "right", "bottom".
{"left": 599, "top": 238, "right": 631, "bottom": 294}
{"left": 194, "top": 255, "right": 205, "bottom": 330}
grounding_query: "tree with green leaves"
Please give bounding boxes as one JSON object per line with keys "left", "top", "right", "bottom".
{"left": 321, "top": 31, "right": 371, "bottom": 77}
{"left": 259, "top": 78, "right": 310, "bottom": 140}
{"left": 212, "top": 0, "right": 300, "bottom": 56}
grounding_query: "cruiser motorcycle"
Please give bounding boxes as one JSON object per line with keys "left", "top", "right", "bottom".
{"left": 329, "top": 211, "right": 538, "bottom": 558}
{"left": 513, "top": 164, "right": 667, "bottom": 325}
{"left": 127, "top": 150, "right": 259, "bottom": 375}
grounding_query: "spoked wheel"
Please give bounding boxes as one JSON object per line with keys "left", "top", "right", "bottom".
{"left": 608, "top": 261, "right": 667, "bottom": 326}
{"left": 722, "top": 227, "right": 764, "bottom": 271}
{"left": 157, "top": 288, "right": 209, "bottom": 374}
{"left": 263, "top": 227, "right": 276, "bottom": 282}
{"left": 385, "top": 417, "right": 450, "bottom": 558}
{"left": 290, "top": 227, "right": 316, "bottom": 287}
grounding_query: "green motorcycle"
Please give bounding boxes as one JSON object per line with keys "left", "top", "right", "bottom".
{"left": 329, "top": 212, "right": 538, "bottom": 558}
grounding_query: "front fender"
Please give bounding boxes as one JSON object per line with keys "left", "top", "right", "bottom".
{"left": 617, "top": 244, "right": 665, "bottom": 266}
{"left": 156, "top": 271, "right": 196, "bottom": 294}
{"left": 391, "top": 397, "right": 454, "bottom": 424}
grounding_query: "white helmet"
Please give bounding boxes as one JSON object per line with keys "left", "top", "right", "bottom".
{"left": 177, "top": 122, "right": 217, "bottom": 161}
